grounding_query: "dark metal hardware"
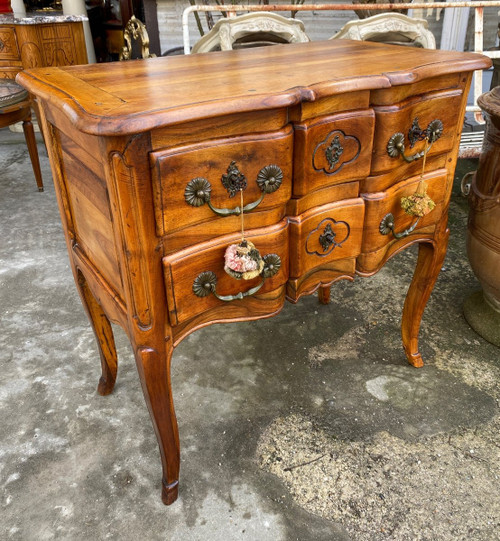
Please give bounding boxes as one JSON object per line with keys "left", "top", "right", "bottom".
{"left": 325, "top": 135, "right": 344, "bottom": 168}
{"left": 387, "top": 118, "right": 443, "bottom": 163}
{"left": 306, "top": 218, "right": 350, "bottom": 256}
{"left": 192, "top": 253, "right": 281, "bottom": 302}
{"left": 184, "top": 177, "right": 212, "bottom": 207}
{"left": 319, "top": 223, "right": 336, "bottom": 252}
{"left": 379, "top": 212, "right": 420, "bottom": 239}
{"left": 408, "top": 117, "right": 427, "bottom": 148}
{"left": 184, "top": 163, "right": 283, "bottom": 217}
{"left": 222, "top": 161, "right": 247, "bottom": 197}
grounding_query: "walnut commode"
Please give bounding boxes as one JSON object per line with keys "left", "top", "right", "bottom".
{"left": 18, "top": 40, "right": 491, "bottom": 505}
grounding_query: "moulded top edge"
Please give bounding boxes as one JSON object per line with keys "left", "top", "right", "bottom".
{"left": 16, "top": 40, "right": 492, "bottom": 137}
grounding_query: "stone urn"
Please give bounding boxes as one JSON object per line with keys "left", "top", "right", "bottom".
{"left": 463, "top": 86, "right": 500, "bottom": 347}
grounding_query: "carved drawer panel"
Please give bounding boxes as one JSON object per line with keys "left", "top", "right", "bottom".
{"left": 163, "top": 220, "right": 289, "bottom": 326}
{"left": 358, "top": 169, "right": 449, "bottom": 273}
{"left": 0, "top": 27, "right": 20, "bottom": 61}
{"left": 151, "top": 126, "right": 293, "bottom": 238}
{"left": 371, "top": 88, "right": 464, "bottom": 175}
{"left": 293, "top": 109, "right": 375, "bottom": 196}
{"left": 288, "top": 198, "right": 365, "bottom": 279}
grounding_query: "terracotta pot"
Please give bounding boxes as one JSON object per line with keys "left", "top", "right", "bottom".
{"left": 463, "top": 86, "right": 500, "bottom": 347}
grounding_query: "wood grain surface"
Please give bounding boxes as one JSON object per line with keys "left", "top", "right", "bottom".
{"left": 17, "top": 40, "right": 491, "bottom": 135}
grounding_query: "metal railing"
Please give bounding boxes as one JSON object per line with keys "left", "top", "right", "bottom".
{"left": 182, "top": 2, "right": 500, "bottom": 122}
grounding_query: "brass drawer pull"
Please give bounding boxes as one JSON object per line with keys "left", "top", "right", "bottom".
{"left": 387, "top": 118, "right": 443, "bottom": 163}
{"left": 192, "top": 253, "right": 281, "bottom": 302}
{"left": 184, "top": 162, "right": 283, "bottom": 217}
{"left": 379, "top": 213, "right": 421, "bottom": 239}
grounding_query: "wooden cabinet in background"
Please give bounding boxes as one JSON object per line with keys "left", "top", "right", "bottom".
{"left": 0, "top": 18, "right": 87, "bottom": 79}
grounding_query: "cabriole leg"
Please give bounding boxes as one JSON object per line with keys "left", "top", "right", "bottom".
{"left": 76, "top": 272, "right": 118, "bottom": 395}
{"left": 318, "top": 285, "right": 331, "bottom": 305}
{"left": 401, "top": 231, "right": 449, "bottom": 367}
{"left": 134, "top": 342, "right": 180, "bottom": 505}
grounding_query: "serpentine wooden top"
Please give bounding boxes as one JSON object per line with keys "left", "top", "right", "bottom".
{"left": 17, "top": 39, "right": 491, "bottom": 136}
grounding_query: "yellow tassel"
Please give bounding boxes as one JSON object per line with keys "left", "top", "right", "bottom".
{"left": 401, "top": 189, "right": 436, "bottom": 217}
{"left": 401, "top": 139, "right": 436, "bottom": 217}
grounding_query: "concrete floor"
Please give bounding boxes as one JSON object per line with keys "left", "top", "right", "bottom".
{"left": 1, "top": 127, "right": 498, "bottom": 540}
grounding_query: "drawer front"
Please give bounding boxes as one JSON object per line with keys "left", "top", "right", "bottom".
{"left": 370, "top": 73, "right": 463, "bottom": 106}
{"left": 0, "top": 27, "right": 20, "bottom": 61}
{"left": 151, "top": 126, "right": 293, "bottom": 237}
{"left": 293, "top": 109, "right": 375, "bottom": 196}
{"left": 289, "top": 198, "right": 365, "bottom": 278}
{"left": 360, "top": 169, "right": 449, "bottom": 255}
{"left": 163, "top": 220, "right": 289, "bottom": 326}
{"left": 371, "top": 89, "right": 464, "bottom": 175}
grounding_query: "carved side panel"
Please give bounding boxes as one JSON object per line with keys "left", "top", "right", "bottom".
{"left": 59, "top": 131, "right": 122, "bottom": 295}
{"left": 110, "top": 149, "right": 155, "bottom": 331}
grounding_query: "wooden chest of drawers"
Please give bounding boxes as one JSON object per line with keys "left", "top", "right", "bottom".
{"left": 17, "top": 40, "right": 491, "bottom": 505}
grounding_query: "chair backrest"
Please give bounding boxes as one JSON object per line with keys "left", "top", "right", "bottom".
{"left": 192, "top": 12, "right": 310, "bottom": 54}
{"left": 330, "top": 13, "right": 436, "bottom": 49}
{"left": 119, "top": 16, "right": 156, "bottom": 60}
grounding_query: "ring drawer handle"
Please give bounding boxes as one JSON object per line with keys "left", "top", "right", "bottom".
{"left": 379, "top": 212, "right": 421, "bottom": 239}
{"left": 184, "top": 163, "right": 283, "bottom": 217}
{"left": 387, "top": 118, "right": 443, "bottom": 163}
{"left": 192, "top": 253, "right": 281, "bottom": 302}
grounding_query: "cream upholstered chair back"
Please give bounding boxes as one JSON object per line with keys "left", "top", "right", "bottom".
{"left": 192, "top": 12, "right": 310, "bottom": 54}
{"left": 330, "top": 13, "right": 436, "bottom": 49}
